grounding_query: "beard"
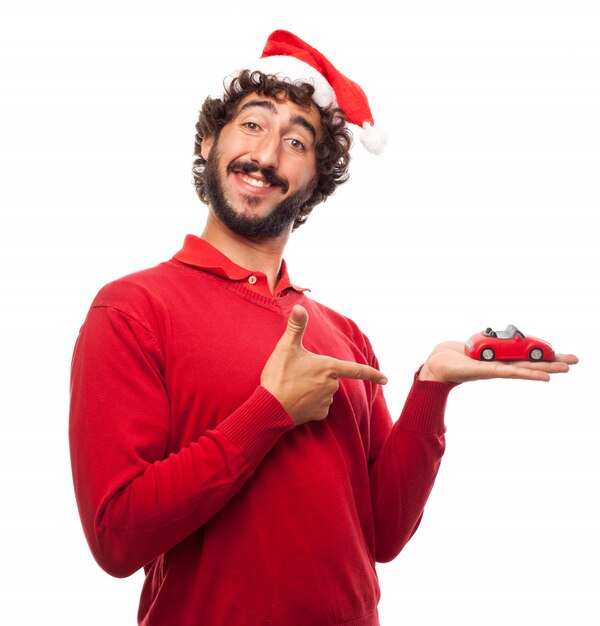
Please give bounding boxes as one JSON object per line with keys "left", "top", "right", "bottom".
{"left": 203, "top": 144, "right": 315, "bottom": 240}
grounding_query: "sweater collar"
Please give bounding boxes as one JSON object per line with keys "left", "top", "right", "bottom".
{"left": 173, "top": 234, "right": 309, "bottom": 297}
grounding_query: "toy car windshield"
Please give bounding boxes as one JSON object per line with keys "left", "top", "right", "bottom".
{"left": 482, "top": 325, "right": 525, "bottom": 340}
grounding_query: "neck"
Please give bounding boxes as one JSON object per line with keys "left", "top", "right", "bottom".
{"left": 201, "top": 213, "right": 291, "bottom": 293}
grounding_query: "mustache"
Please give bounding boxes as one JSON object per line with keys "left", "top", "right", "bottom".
{"left": 227, "top": 161, "right": 289, "bottom": 194}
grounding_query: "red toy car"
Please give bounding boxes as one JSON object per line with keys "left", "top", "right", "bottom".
{"left": 465, "top": 325, "right": 555, "bottom": 361}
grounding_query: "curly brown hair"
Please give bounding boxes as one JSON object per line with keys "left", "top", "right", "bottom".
{"left": 192, "top": 70, "right": 352, "bottom": 230}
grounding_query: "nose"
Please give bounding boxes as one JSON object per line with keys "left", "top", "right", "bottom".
{"left": 249, "top": 133, "right": 280, "bottom": 171}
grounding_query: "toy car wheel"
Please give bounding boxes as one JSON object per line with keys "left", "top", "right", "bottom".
{"left": 529, "top": 347, "right": 544, "bottom": 361}
{"left": 481, "top": 348, "right": 495, "bottom": 361}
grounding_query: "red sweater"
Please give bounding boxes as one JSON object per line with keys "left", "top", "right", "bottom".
{"left": 69, "top": 235, "right": 455, "bottom": 626}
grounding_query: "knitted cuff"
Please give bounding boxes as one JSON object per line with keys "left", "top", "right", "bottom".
{"left": 216, "top": 386, "right": 295, "bottom": 467}
{"left": 397, "top": 369, "right": 459, "bottom": 434}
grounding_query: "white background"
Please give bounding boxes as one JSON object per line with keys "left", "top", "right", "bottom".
{"left": 1, "top": 1, "right": 598, "bottom": 624}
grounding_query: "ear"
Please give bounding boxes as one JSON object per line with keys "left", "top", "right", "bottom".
{"left": 201, "top": 134, "right": 215, "bottom": 160}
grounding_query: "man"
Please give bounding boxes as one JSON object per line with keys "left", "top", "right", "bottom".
{"left": 69, "top": 31, "right": 577, "bottom": 625}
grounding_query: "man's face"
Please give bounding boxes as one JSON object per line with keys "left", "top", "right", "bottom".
{"left": 201, "top": 93, "right": 321, "bottom": 239}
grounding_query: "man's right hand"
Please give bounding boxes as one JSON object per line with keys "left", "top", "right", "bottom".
{"left": 260, "top": 305, "right": 387, "bottom": 426}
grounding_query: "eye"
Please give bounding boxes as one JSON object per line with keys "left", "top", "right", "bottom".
{"left": 286, "top": 137, "right": 306, "bottom": 152}
{"left": 242, "top": 121, "right": 261, "bottom": 132}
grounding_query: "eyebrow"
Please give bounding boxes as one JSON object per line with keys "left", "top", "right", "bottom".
{"left": 238, "top": 100, "right": 317, "bottom": 140}
{"left": 290, "top": 114, "right": 317, "bottom": 140}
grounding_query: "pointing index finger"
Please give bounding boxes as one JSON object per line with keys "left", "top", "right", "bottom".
{"left": 332, "top": 358, "right": 388, "bottom": 385}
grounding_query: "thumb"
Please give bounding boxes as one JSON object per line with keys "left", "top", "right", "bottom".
{"left": 282, "top": 305, "right": 308, "bottom": 347}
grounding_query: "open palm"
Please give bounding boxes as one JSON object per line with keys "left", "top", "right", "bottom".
{"left": 419, "top": 341, "right": 578, "bottom": 384}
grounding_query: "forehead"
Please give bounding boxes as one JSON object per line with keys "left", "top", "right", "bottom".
{"left": 233, "top": 93, "right": 322, "bottom": 134}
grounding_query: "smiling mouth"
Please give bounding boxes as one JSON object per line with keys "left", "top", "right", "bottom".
{"left": 228, "top": 161, "right": 289, "bottom": 194}
{"left": 237, "top": 172, "right": 274, "bottom": 189}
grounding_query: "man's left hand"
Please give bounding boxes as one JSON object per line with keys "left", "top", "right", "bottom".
{"left": 418, "top": 341, "right": 578, "bottom": 384}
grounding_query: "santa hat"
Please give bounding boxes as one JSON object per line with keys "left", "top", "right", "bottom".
{"left": 227, "top": 30, "right": 386, "bottom": 154}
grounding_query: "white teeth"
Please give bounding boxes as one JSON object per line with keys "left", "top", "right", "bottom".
{"left": 240, "top": 174, "right": 270, "bottom": 188}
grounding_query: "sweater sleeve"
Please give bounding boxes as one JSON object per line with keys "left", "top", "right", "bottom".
{"left": 368, "top": 371, "right": 456, "bottom": 563}
{"left": 69, "top": 305, "right": 295, "bottom": 578}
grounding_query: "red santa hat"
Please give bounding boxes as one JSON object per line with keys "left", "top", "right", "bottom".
{"left": 227, "top": 30, "right": 386, "bottom": 154}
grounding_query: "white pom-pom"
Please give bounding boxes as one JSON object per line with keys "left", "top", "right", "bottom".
{"left": 359, "top": 122, "right": 387, "bottom": 154}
